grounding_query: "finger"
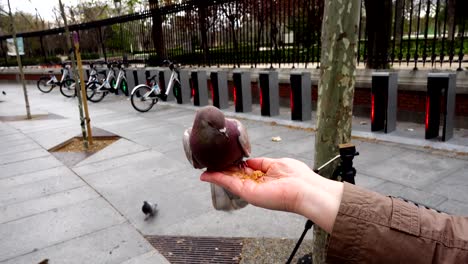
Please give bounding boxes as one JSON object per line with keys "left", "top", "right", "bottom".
{"left": 246, "top": 157, "right": 276, "bottom": 172}
{"left": 200, "top": 171, "right": 245, "bottom": 195}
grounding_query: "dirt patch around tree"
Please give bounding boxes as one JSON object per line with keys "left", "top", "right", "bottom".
{"left": 52, "top": 137, "right": 119, "bottom": 152}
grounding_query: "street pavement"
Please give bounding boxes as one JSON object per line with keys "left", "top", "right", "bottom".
{"left": 0, "top": 84, "right": 467, "bottom": 263}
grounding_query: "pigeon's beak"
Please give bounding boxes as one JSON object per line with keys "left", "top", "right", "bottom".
{"left": 219, "top": 127, "right": 228, "bottom": 138}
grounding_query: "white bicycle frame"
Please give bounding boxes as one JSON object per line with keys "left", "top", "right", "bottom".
{"left": 130, "top": 69, "right": 180, "bottom": 98}
{"left": 86, "top": 67, "right": 97, "bottom": 86}
{"left": 47, "top": 67, "right": 69, "bottom": 86}
{"left": 95, "top": 66, "right": 126, "bottom": 91}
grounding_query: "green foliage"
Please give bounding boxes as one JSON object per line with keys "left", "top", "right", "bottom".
{"left": 0, "top": 56, "right": 61, "bottom": 67}
{"left": 80, "top": 53, "right": 100, "bottom": 60}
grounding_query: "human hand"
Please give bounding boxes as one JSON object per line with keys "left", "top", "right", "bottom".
{"left": 200, "top": 157, "right": 343, "bottom": 233}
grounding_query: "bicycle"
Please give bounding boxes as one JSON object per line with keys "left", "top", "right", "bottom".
{"left": 130, "top": 61, "right": 182, "bottom": 112}
{"left": 37, "top": 64, "right": 72, "bottom": 95}
{"left": 85, "top": 62, "right": 129, "bottom": 103}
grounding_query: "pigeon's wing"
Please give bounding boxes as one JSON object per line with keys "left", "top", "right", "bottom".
{"left": 227, "top": 118, "right": 251, "bottom": 157}
{"left": 182, "top": 127, "right": 204, "bottom": 169}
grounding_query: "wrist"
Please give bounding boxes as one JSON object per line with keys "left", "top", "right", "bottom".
{"left": 296, "top": 176, "right": 344, "bottom": 233}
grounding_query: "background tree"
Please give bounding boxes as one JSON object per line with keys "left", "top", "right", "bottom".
{"left": 364, "top": 0, "right": 392, "bottom": 69}
{"left": 313, "top": 0, "right": 360, "bottom": 263}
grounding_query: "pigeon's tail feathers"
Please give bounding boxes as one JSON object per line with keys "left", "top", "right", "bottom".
{"left": 227, "top": 118, "right": 251, "bottom": 157}
{"left": 210, "top": 183, "right": 248, "bottom": 211}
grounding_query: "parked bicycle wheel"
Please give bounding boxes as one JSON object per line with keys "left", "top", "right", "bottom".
{"left": 37, "top": 77, "right": 54, "bottom": 93}
{"left": 131, "top": 86, "right": 157, "bottom": 112}
{"left": 86, "top": 81, "right": 106, "bottom": 103}
{"left": 120, "top": 79, "right": 129, "bottom": 96}
{"left": 111, "top": 79, "right": 117, "bottom": 94}
{"left": 173, "top": 81, "right": 182, "bottom": 103}
{"left": 60, "top": 78, "right": 76, "bottom": 98}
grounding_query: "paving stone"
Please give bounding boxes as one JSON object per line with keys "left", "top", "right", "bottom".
{"left": 0, "top": 168, "right": 84, "bottom": 207}
{"left": 120, "top": 250, "right": 170, "bottom": 264}
{"left": 0, "top": 137, "right": 36, "bottom": 149}
{"left": 371, "top": 181, "right": 448, "bottom": 208}
{"left": 0, "top": 198, "right": 125, "bottom": 262}
{"left": 0, "top": 166, "right": 77, "bottom": 190}
{"left": 74, "top": 138, "right": 149, "bottom": 167}
{"left": 0, "top": 156, "right": 63, "bottom": 179}
{"left": 90, "top": 168, "right": 213, "bottom": 236}
{"left": 0, "top": 186, "right": 98, "bottom": 224}
{"left": 0, "top": 142, "right": 42, "bottom": 156}
{"left": 363, "top": 150, "right": 466, "bottom": 188}
{"left": 354, "top": 173, "right": 386, "bottom": 189}
{"left": 436, "top": 199, "right": 468, "bottom": 216}
{"left": 0, "top": 148, "right": 49, "bottom": 165}
{"left": 162, "top": 205, "right": 309, "bottom": 239}
{"left": 2, "top": 223, "right": 155, "bottom": 264}
{"left": 352, "top": 141, "right": 402, "bottom": 173}
{"left": 73, "top": 149, "right": 185, "bottom": 177}
{"left": 423, "top": 165, "right": 468, "bottom": 203}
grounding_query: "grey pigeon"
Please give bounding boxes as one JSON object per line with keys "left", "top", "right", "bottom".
{"left": 183, "top": 106, "right": 251, "bottom": 211}
{"left": 142, "top": 201, "right": 157, "bottom": 220}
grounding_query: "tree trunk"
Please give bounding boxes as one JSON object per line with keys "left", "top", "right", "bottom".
{"left": 394, "top": 0, "right": 404, "bottom": 46}
{"left": 198, "top": 1, "right": 209, "bottom": 65}
{"left": 447, "top": 0, "right": 457, "bottom": 41}
{"left": 149, "top": 0, "right": 166, "bottom": 63}
{"left": 312, "top": 0, "right": 360, "bottom": 263}
{"left": 364, "top": 0, "right": 392, "bottom": 69}
{"left": 59, "top": 0, "right": 89, "bottom": 150}
{"left": 7, "top": 0, "right": 31, "bottom": 119}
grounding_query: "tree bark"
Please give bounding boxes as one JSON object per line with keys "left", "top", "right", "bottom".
{"left": 312, "top": 0, "right": 360, "bottom": 263}
{"left": 149, "top": 0, "right": 166, "bottom": 63}
{"left": 447, "top": 0, "right": 456, "bottom": 41}
{"left": 197, "top": 1, "right": 209, "bottom": 65}
{"left": 7, "top": 0, "right": 31, "bottom": 119}
{"left": 59, "top": 0, "right": 88, "bottom": 150}
{"left": 394, "top": 0, "right": 404, "bottom": 46}
{"left": 364, "top": 0, "right": 392, "bottom": 69}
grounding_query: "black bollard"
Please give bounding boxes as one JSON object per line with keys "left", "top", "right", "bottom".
{"left": 177, "top": 69, "right": 192, "bottom": 104}
{"left": 259, "top": 71, "right": 280, "bottom": 116}
{"left": 425, "top": 73, "right": 456, "bottom": 141}
{"left": 232, "top": 71, "right": 252, "bottom": 113}
{"left": 191, "top": 71, "right": 209, "bottom": 106}
{"left": 371, "top": 72, "right": 398, "bottom": 133}
{"left": 290, "top": 72, "right": 312, "bottom": 121}
{"left": 210, "top": 71, "right": 229, "bottom": 109}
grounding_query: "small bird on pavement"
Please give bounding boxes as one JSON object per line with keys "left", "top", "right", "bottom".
{"left": 2, "top": 91, "right": 5, "bottom": 95}
{"left": 183, "top": 106, "right": 251, "bottom": 211}
{"left": 142, "top": 201, "right": 158, "bottom": 220}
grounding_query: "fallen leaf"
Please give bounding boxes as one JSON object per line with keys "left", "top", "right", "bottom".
{"left": 271, "top": 136, "right": 282, "bottom": 142}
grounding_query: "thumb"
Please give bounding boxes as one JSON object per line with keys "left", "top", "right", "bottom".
{"left": 246, "top": 157, "right": 276, "bottom": 172}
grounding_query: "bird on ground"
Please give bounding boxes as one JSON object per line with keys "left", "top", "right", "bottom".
{"left": 183, "top": 105, "right": 251, "bottom": 211}
{"left": 2, "top": 91, "right": 5, "bottom": 95}
{"left": 142, "top": 201, "right": 158, "bottom": 220}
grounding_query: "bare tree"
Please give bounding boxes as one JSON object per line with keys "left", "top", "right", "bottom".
{"left": 5, "top": 0, "right": 31, "bottom": 119}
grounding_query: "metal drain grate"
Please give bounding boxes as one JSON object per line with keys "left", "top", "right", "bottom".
{"left": 145, "top": 235, "right": 244, "bottom": 264}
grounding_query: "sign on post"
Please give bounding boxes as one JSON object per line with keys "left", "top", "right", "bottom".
{"left": 7, "top": 37, "right": 25, "bottom": 56}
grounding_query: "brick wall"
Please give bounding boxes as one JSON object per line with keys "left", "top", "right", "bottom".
{"left": 225, "top": 81, "right": 468, "bottom": 117}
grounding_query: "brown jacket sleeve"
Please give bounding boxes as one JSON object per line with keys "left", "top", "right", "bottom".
{"left": 327, "top": 183, "right": 468, "bottom": 264}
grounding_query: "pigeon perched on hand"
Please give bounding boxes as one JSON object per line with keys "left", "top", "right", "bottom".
{"left": 142, "top": 201, "right": 158, "bottom": 220}
{"left": 183, "top": 106, "right": 251, "bottom": 211}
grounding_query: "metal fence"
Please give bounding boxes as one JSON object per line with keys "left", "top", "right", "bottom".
{"left": 0, "top": 0, "right": 466, "bottom": 70}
